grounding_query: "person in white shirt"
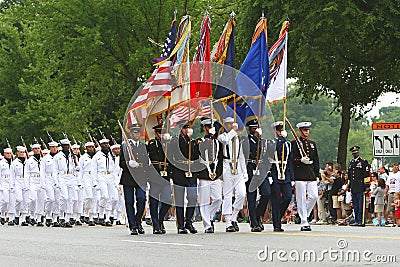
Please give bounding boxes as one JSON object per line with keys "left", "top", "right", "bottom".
{"left": 0, "top": 148, "right": 14, "bottom": 225}
{"left": 387, "top": 163, "right": 400, "bottom": 223}
{"left": 80, "top": 142, "right": 97, "bottom": 226}
{"left": 218, "top": 117, "right": 248, "bottom": 232}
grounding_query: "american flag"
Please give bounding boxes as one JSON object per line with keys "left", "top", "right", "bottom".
{"left": 129, "top": 19, "right": 177, "bottom": 111}
{"left": 169, "top": 100, "right": 211, "bottom": 127}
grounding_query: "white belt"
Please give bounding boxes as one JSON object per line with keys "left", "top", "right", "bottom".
{"left": 100, "top": 171, "right": 112, "bottom": 175}
{"left": 61, "top": 171, "right": 73, "bottom": 175}
{"left": 16, "top": 175, "right": 24, "bottom": 179}
{"left": 1, "top": 175, "right": 10, "bottom": 179}
{"left": 83, "top": 171, "right": 91, "bottom": 174}
{"left": 30, "top": 174, "right": 40, "bottom": 178}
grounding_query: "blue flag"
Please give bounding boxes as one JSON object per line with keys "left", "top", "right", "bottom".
{"left": 235, "top": 18, "right": 269, "bottom": 122}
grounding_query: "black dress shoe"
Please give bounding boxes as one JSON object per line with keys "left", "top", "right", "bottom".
{"left": 153, "top": 229, "right": 163, "bottom": 234}
{"left": 75, "top": 221, "right": 82, "bottom": 226}
{"left": 30, "top": 219, "right": 37, "bottom": 226}
{"left": 109, "top": 217, "right": 115, "bottom": 224}
{"left": 300, "top": 226, "right": 311, "bottom": 231}
{"left": 52, "top": 222, "right": 60, "bottom": 227}
{"left": 273, "top": 228, "right": 284, "bottom": 232}
{"left": 116, "top": 220, "right": 122, "bottom": 225}
{"left": 231, "top": 221, "right": 239, "bottom": 232}
{"left": 8, "top": 221, "right": 14, "bottom": 226}
{"left": 69, "top": 218, "right": 76, "bottom": 225}
{"left": 0, "top": 218, "right": 5, "bottom": 225}
{"left": 104, "top": 221, "right": 113, "bottom": 227}
{"left": 178, "top": 228, "right": 188, "bottom": 234}
{"left": 251, "top": 226, "right": 262, "bottom": 232}
{"left": 37, "top": 222, "right": 44, "bottom": 227}
{"left": 84, "top": 217, "right": 90, "bottom": 224}
{"left": 226, "top": 226, "right": 236, "bottom": 232}
{"left": 210, "top": 220, "right": 215, "bottom": 231}
{"left": 88, "top": 221, "right": 95, "bottom": 226}
{"left": 185, "top": 223, "right": 198, "bottom": 234}
{"left": 80, "top": 216, "right": 85, "bottom": 223}
{"left": 21, "top": 222, "right": 29, "bottom": 226}
{"left": 14, "top": 217, "right": 19, "bottom": 225}
{"left": 63, "top": 222, "right": 73, "bottom": 228}
{"left": 204, "top": 227, "right": 214, "bottom": 233}
{"left": 145, "top": 218, "right": 152, "bottom": 226}
{"left": 137, "top": 223, "right": 145, "bottom": 234}
{"left": 131, "top": 229, "right": 138, "bottom": 235}
{"left": 45, "top": 219, "right": 52, "bottom": 227}
{"left": 159, "top": 222, "right": 166, "bottom": 234}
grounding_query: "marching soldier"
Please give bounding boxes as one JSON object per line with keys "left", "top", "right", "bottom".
{"left": 53, "top": 139, "right": 79, "bottom": 228}
{"left": 39, "top": 141, "right": 59, "bottom": 227}
{"left": 119, "top": 124, "right": 147, "bottom": 235}
{"left": 348, "top": 146, "right": 370, "bottom": 227}
{"left": 80, "top": 141, "right": 97, "bottom": 226}
{"left": 91, "top": 138, "right": 119, "bottom": 227}
{"left": 168, "top": 122, "right": 200, "bottom": 234}
{"left": 146, "top": 124, "right": 172, "bottom": 234}
{"left": 218, "top": 117, "right": 248, "bottom": 232}
{"left": 25, "top": 143, "right": 44, "bottom": 226}
{"left": 243, "top": 119, "right": 271, "bottom": 232}
{"left": 269, "top": 121, "right": 294, "bottom": 232}
{"left": 71, "top": 143, "right": 84, "bottom": 225}
{"left": 110, "top": 143, "right": 124, "bottom": 225}
{"left": 10, "top": 146, "right": 29, "bottom": 226}
{"left": 0, "top": 148, "right": 15, "bottom": 225}
{"left": 291, "top": 122, "right": 320, "bottom": 231}
{"left": 197, "top": 118, "right": 223, "bottom": 233}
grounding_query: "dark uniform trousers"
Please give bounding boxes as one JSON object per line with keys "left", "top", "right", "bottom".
{"left": 120, "top": 142, "right": 147, "bottom": 231}
{"left": 146, "top": 138, "right": 172, "bottom": 231}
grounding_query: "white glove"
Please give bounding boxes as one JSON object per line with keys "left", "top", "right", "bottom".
{"left": 10, "top": 188, "right": 14, "bottom": 193}
{"left": 281, "top": 130, "right": 287, "bottom": 138}
{"left": 268, "top": 176, "right": 273, "bottom": 185}
{"left": 187, "top": 128, "right": 193, "bottom": 137}
{"left": 75, "top": 166, "right": 80, "bottom": 172}
{"left": 232, "top": 123, "right": 238, "bottom": 131}
{"left": 301, "top": 156, "right": 312, "bottom": 165}
{"left": 255, "top": 128, "right": 263, "bottom": 136}
{"left": 291, "top": 181, "right": 295, "bottom": 187}
{"left": 129, "top": 160, "right": 139, "bottom": 168}
{"left": 162, "top": 133, "right": 171, "bottom": 141}
{"left": 209, "top": 127, "right": 216, "bottom": 135}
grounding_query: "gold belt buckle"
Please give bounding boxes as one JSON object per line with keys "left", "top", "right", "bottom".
{"left": 231, "top": 169, "right": 238, "bottom": 175}
{"left": 160, "top": 170, "right": 168, "bottom": 177}
{"left": 185, "top": 171, "right": 192, "bottom": 177}
{"left": 209, "top": 173, "right": 217, "bottom": 179}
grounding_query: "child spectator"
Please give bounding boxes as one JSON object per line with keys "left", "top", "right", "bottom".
{"left": 390, "top": 192, "right": 400, "bottom": 227}
{"left": 372, "top": 178, "right": 386, "bottom": 226}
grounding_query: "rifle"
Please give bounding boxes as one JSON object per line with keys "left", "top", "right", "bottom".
{"left": 5, "top": 138, "right": 15, "bottom": 158}
{"left": 46, "top": 131, "right": 54, "bottom": 142}
{"left": 110, "top": 135, "right": 117, "bottom": 145}
{"left": 62, "top": 132, "right": 79, "bottom": 167}
{"left": 86, "top": 129, "right": 100, "bottom": 147}
{"left": 117, "top": 120, "right": 135, "bottom": 161}
{"left": 20, "top": 136, "right": 29, "bottom": 158}
{"left": 285, "top": 117, "right": 307, "bottom": 157}
{"left": 40, "top": 138, "right": 48, "bottom": 150}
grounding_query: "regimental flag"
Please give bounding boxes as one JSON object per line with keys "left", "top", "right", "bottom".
{"left": 191, "top": 12, "right": 212, "bottom": 100}
{"left": 212, "top": 13, "right": 236, "bottom": 101}
{"left": 235, "top": 17, "right": 269, "bottom": 124}
{"left": 267, "top": 21, "right": 290, "bottom": 103}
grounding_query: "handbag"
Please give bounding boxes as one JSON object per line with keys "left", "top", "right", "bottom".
{"left": 337, "top": 195, "right": 344, "bottom": 202}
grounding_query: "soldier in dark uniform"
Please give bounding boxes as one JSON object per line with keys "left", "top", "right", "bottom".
{"left": 348, "top": 146, "right": 370, "bottom": 226}
{"left": 197, "top": 118, "right": 223, "bottom": 233}
{"left": 269, "top": 121, "right": 294, "bottom": 232}
{"left": 291, "top": 122, "right": 320, "bottom": 231}
{"left": 146, "top": 124, "right": 172, "bottom": 234}
{"left": 168, "top": 122, "right": 200, "bottom": 234}
{"left": 243, "top": 119, "right": 271, "bottom": 232}
{"left": 119, "top": 124, "right": 147, "bottom": 235}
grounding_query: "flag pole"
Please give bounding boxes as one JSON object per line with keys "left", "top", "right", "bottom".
{"left": 281, "top": 24, "right": 289, "bottom": 179}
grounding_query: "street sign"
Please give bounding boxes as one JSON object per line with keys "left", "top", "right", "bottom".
{"left": 372, "top": 123, "right": 400, "bottom": 157}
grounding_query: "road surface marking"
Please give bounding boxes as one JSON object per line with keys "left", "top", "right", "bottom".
{"left": 122, "top": 240, "right": 203, "bottom": 247}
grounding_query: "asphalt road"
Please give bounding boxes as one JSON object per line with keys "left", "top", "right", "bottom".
{"left": 0, "top": 221, "right": 399, "bottom": 267}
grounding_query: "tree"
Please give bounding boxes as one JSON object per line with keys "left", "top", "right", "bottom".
{"left": 246, "top": 0, "right": 400, "bottom": 168}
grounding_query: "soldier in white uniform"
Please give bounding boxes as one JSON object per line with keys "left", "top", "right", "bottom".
{"left": 90, "top": 139, "right": 119, "bottom": 226}
{"left": 111, "top": 144, "right": 124, "bottom": 225}
{"left": 24, "top": 143, "right": 44, "bottom": 226}
{"left": 218, "top": 117, "right": 248, "bottom": 232}
{"left": 0, "top": 148, "right": 15, "bottom": 225}
{"left": 80, "top": 142, "right": 96, "bottom": 226}
{"left": 10, "top": 146, "right": 29, "bottom": 226}
{"left": 39, "top": 141, "right": 59, "bottom": 227}
{"left": 71, "top": 143, "right": 84, "bottom": 225}
{"left": 53, "top": 139, "right": 79, "bottom": 228}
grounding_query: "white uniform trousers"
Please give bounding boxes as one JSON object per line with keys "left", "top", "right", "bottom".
{"left": 52, "top": 186, "right": 61, "bottom": 222}
{"left": 59, "top": 185, "right": 77, "bottom": 220}
{"left": 73, "top": 187, "right": 84, "bottom": 218}
{"left": 222, "top": 162, "right": 246, "bottom": 225}
{"left": 1, "top": 189, "right": 15, "bottom": 219}
{"left": 43, "top": 182, "right": 55, "bottom": 220}
{"left": 98, "top": 179, "right": 118, "bottom": 220}
{"left": 29, "top": 183, "right": 45, "bottom": 220}
{"left": 198, "top": 179, "right": 222, "bottom": 230}
{"left": 295, "top": 181, "right": 318, "bottom": 227}
{"left": 14, "top": 186, "right": 29, "bottom": 219}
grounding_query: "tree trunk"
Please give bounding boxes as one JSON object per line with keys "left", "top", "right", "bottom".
{"left": 337, "top": 97, "right": 351, "bottom": 169}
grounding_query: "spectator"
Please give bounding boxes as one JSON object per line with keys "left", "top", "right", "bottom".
{"left": 386, "top": 163, "right": 400, "bottom": 224}
{"left": 390, "top": 192, "right": 400, "bottom": 227}
{"left": 368, "top": 172, "right": 379, "bottom": 218}
{"left": 316, "top": 173, "right": 327, "bottom": 224}
{"left": 331, "top": 168, "right": 343, "bottom": 222}
{"left": 324, "top": 167, "right": 336, "bottom": 223}
{"left": 339, "top": 171, "right": 352, "bottom": 217}
{"left": 373, "top": 178, "right": 386, "bottom": 226}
